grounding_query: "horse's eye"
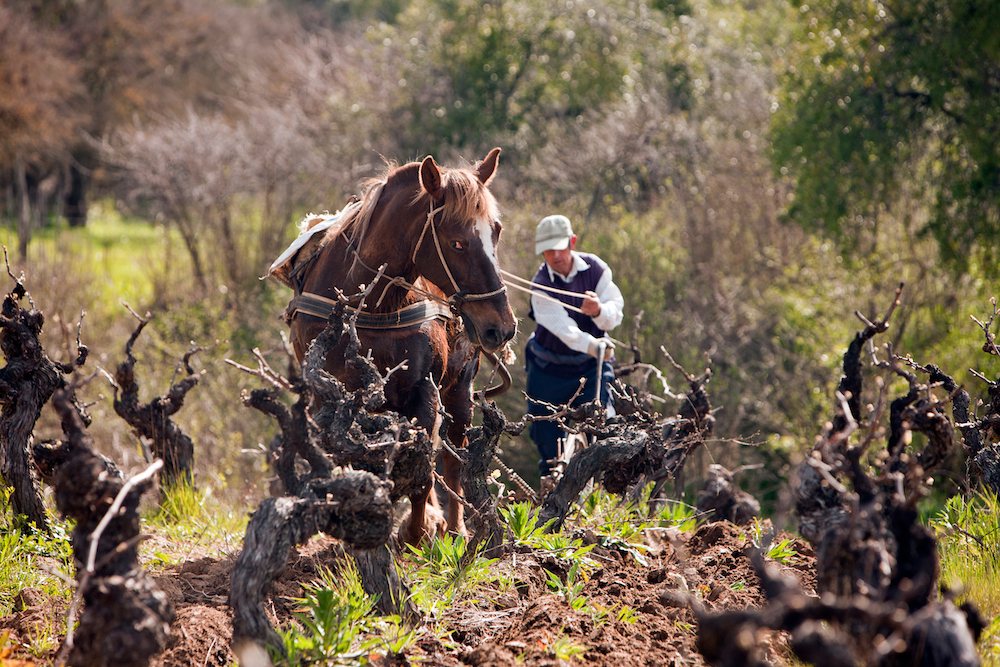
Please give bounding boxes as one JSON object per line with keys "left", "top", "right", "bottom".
{"left": 450, "top": 240, "right": 464, "bottom": 251}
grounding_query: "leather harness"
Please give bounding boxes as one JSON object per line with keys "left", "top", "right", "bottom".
{"left": 289, "top": 291, "right": 452, "bottom": 329}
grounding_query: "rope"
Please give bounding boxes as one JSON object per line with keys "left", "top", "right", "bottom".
{"left": 502, "top": 274, "right": 584, "bottom": 314}
{"left": 500, "top": 268, "right": 595, "bottom": 300}
{"left": 412, "top": 203, "right": 447, "bottom": 265}
{"left": 429, "top": 205, "right": 461, "bottom": 294}
{"left": 499, "top": 268, "right": 628, "bottom": 349}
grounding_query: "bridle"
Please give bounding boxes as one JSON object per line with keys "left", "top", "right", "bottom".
{"left": 409, "top": 199, "right": 508, "bottom": 309}
{"left": 290, "top": 199, "right": 507, "bottom": 327}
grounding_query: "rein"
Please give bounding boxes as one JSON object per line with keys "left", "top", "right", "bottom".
{"left": 499, "top": 268, "right": 589, "bottom": 314}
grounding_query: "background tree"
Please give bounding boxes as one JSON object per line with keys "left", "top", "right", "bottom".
{"left": 771, "top": 0, "right": 1000, "bottom": 275}
{"left": 0, "top": 4, "right": 86, "bottom": 257}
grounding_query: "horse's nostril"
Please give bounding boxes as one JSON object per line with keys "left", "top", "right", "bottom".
{"left": 483, "top": 329, "right": 502, "bottom": 348}
{"left": 482, "top": 326, "right": 516, "bottom": 350}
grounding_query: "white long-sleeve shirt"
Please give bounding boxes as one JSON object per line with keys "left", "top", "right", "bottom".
{"left": 530, "top": 252, "right": 624, "bottom": 356}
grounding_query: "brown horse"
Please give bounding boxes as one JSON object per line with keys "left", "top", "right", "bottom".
{"left": 277, "top": 148, "right": 517, "bottom": 544}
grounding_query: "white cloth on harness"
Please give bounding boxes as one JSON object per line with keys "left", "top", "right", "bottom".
{"left": 267, "top": 204, "right": 357, "bottom": 278}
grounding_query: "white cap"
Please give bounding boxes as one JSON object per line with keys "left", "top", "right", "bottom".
{"left": 535, "top": 215, "right": 574, "bottom": 254}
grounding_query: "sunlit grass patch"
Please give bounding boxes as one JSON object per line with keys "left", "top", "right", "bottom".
{"left": 141, "top": 478, "right": 248, "bottom": 563}
{"left": 929, "top": 489, "right": 1000, "bottom": 665}
{"left": 931, "top": 490, "right": 1000, "bottom": 619}
{"left": 1, "top": 200, "right": 192, "bottom": 320}
{"left": 979, "top": 616, "right": 1000, "bottom": 667}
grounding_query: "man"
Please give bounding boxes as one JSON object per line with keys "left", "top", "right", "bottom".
{"left": 525, "top": 214, "right": 624, "bottom": 477}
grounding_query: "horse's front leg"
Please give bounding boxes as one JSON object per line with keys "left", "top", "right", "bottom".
{"left": 440, "top": 363, "right": 478, "bottom": 536}
{"left": 398, "top": 376, "right": 448, "bottom": 546}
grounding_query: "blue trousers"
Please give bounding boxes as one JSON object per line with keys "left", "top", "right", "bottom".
{"left": 526, "top": 353, "right": 614, "bottom": 477}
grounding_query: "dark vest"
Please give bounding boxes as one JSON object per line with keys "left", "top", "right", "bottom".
{"left": 529, "top": 253, "right": 608, "bottom": 357}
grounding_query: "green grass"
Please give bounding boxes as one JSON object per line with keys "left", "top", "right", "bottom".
{"left": 929, "top": 490, "right": 1000, "bottom": 664}
{"left": 141, "top": 479, "right": 248, "bottom": 563}
{"left": 931, "top": 491, "right": 1000, "bottom": 618}
{"left": 980, "top": 617, "right": 1000, "bottom": 667}
{"left": 1, "top": 201, "right": 192, "bottom": 321}
{"left": 0, "top": 489, "right": 74, "bottom": 618}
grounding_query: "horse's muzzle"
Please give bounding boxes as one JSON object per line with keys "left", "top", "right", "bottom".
{"left": 461, "top": 313, "right": 516, "bottom": 352}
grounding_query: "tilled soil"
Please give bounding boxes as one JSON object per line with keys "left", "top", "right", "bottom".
{"left": 2, "top": 521, "right": 815, "bottom": 666}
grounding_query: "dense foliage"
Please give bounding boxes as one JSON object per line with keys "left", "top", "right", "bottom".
{"left": 771, "top": 0, "right": 1000, "bottom": 274}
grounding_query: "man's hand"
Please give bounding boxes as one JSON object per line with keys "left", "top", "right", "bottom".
{"left": 587, "top": 338, "right": 614, "bottom": 359}
{"left": 581, "top": 290, "right": 602, "bottom": 317}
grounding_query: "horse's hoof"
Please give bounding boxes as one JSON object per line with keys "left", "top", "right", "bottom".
{"left": 398, "top": 504, "right": 448, "bottom": 547}
{"left": 426, "top": 504, "right": 448, "bottom": 538}
{"left": 398, "top": 523, "right": 427, "bottom": 548}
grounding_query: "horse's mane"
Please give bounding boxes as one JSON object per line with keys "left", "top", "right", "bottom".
{"left": 341, "top": 159, "right": 500, "bottom": 253}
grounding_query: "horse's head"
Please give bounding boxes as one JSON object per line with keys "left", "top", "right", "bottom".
{"left": 407, "top": 148, "right": 517, "bottom": 352}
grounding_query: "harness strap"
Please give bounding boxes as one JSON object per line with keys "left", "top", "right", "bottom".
{"left": 412, "top": 203, "right": 447, "bottom": 266}
{"left": 290, "top": 292, "right": 452, "bottom": 329}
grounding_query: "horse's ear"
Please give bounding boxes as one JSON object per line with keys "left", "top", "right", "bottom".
{"left": 475, "top": 147, "right": 501, "bottom": 185}
{"left": 420, "top": 156, "right": 443, "bottom": 197}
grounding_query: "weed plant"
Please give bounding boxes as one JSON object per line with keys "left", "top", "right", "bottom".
{"left": 577, "top": 486, "right": 701, "bottom": 565}
{"left": 746, "top": 518, "right": 798, "bottom": 564}
{"left": 545, "top": 560, "right": 589, "bottom": 611}
{"left": 279, "top": 560, "right": 378, "bottom": 666}
{"left": 502, "top": 494, "right": 640, "bottom": 629}
{"left": 403, "top": 533, "right": 508, "bottom": 616}
{"left": 550, "top": 633, "right": 587, "bottom": 662}
{"left": 654, "top": 499, "right": 700, "bottom": 533}
{"left": 499, "top": 502, "right": 596, "bottom": 565}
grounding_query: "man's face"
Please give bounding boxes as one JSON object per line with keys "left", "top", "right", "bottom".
{"left": 542, "top": 236, "right": 577, "bottom": 277}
